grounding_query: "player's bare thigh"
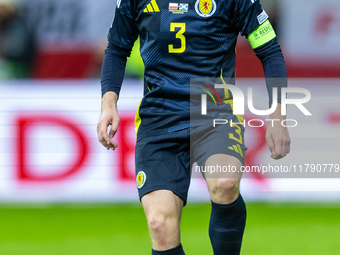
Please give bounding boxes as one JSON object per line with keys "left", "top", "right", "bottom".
{"left": 141, "top": 190, "right": 184, "bottom": 251}
{"left": 205, "top": 154, "right": 243, "bottom": 204}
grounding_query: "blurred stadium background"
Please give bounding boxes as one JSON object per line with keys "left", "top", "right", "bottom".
{"left": 1, "top": 0, "right": 340, "bottom": 254}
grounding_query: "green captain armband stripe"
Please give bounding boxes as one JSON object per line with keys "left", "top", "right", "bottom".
{"left": 247, "top": 20, "right": 276, "bottom": 49}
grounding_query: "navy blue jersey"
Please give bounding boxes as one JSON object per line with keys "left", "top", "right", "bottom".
{"left": 108, "top": 0, "right": 267, "bottom": 136}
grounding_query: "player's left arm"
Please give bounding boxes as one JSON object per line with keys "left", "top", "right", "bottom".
{"left": 233, "top": 0, "right": 290, "bottom": 159}
{"left": 249, "top": 21, "right": 290, "bottom": 159}
{"left": 266, "top": 103, "right": 291, "bottom": 159}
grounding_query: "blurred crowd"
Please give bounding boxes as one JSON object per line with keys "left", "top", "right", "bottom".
{"left": 0, "top": 0, "right": 278, "bottom": 80}
{"left": 0, "top": 0, "right": 35, "bottom": 79}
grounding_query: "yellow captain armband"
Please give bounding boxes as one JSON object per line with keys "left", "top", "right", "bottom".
{"left": 247, "top": 20, "right": 276, "bottom": 49}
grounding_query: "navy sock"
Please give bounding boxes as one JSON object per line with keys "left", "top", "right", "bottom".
{"left": 209, "top": 194, "right": 247, "bottom": 255}
{"left": 152, "top": 244, "right": 185, "bottom": 255}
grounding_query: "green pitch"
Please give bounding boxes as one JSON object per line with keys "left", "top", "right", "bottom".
{"left": 0, "top": 203, "right": 340, "bottom": 255}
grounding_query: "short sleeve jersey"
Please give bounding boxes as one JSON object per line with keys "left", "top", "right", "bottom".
{"left": 109, "top": 0, "right": 266, "bottom": 135}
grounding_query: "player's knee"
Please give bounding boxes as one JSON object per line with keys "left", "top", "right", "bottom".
{"left": 210, "top": 178, "right": 240, "bottom": 197}
{"left": 147, "top": 213, "right": 167, "bottom": 234}
{"left": 147, "top": 210, "right": 178, "bottom": 235}
{"left": 142, "top": 190, "right": 182, "bottom": 237}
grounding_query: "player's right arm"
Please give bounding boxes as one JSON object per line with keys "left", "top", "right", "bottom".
{"left": 97, "top": 91, "right": 120, "bottom": 150}
{"left": 97, "top": 0, "right": 139, "bottom": 150}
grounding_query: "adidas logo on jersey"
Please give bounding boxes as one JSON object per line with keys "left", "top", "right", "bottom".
{"left": 143, "top": 0, "right": 160, "bottom": 12}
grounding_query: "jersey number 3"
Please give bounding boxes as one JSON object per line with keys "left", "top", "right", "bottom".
{"left": 168, "top": 23, "right": 186, "bottom": 53}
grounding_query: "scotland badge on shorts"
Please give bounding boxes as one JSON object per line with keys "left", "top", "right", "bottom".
{"left": 136, "top": 171, "right": 146, "bottom": 189}
{"left": 195, "top": 0, "right": 216, "bottom": 17}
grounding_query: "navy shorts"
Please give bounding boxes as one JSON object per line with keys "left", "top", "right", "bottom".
{"left": 135, "top": 115, "right": 247, "bottom": 205}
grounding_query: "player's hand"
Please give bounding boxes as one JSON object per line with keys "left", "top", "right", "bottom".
{"left": 97, "top": 92, "right": 120, "bottom": 150}
{"left": 266, "top": 104, "right": 291, "bottom": 160}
